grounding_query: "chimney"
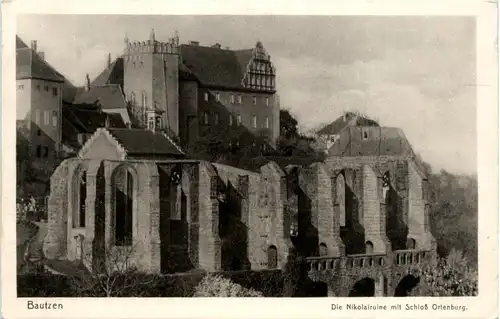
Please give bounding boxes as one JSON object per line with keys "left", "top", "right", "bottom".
{"left": 107, "top": 53, "right": 112, "bottom": 69}
{"left": 211, "top": 43, "right": 221, "bottom": 49}
{"left": 189, "top": 41, "right": 199, "bottom": 46}
{"left": 38, "top": 52, "right": 45, "bottom": 60}
{"left": 85, "top": 74, "right": 91, "bottom": 91}
{"left": 30, "top": 40, "right": 37, "bottom": 52}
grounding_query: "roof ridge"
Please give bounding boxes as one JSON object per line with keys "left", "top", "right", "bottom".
{"left": 160, "top": 131, "right": 186, "bottom": 155}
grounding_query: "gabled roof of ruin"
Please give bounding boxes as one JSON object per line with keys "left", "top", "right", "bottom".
{"left": 317, "top": 112, "right": 379, "bottom": 135}
{"left": 78, "top": 127, "right": 186, "bottom": 159}
{"left": 179, "top": 44, "right": 254, "bottom": 89}
{"left": 74, "top": 84, "right": 127, "bottom": 110}
{"left": 16, "top": 47, "right": 65, "bottom": 83}
{"left": 107, "top": 128, "right": 185, "bottom": 157}
{"left": 90, "top": 57, "right": 124, "bottom": 87}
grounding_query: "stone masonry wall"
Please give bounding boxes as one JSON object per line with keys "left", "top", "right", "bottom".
{"left": 362, "top": 165, "right": 391, "bottom": 254}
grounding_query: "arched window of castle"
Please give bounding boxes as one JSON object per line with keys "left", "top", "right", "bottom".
{"left": 73, "top": 169, "right": 87, "bottom": 228}
{"left": 336, "top": 173, "right": 346, "bottom": 227}
{"left": 113, "top": 166, "right": 135, "bottom": 246}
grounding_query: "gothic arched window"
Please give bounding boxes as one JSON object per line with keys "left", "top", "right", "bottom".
{"left": 113, "top": 166, "right": 135, "bottom": 246}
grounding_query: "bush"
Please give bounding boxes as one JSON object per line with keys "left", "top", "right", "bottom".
{"left": 225, "top": 269, "right": 283, "bottom": 297}
{"left": 409, "top": 249, "right": 478, "bottom": 297}
{"left": 193, "top": 274, "right": 263, "bottom": 297}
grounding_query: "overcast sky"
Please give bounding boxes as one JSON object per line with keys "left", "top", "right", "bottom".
{"left": 17, "top": 15, "right": 476, "bottom": 175}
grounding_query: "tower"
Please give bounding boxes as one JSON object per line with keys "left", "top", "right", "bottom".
{"left": 123, "top": 30, "right": 180, "bottom": 136}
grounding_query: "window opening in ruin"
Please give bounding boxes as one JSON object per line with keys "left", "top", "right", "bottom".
{"left": 319, "top": 243, "right": 328, "bottom": 256}
{"left": 267, "top": 245, "right": 278, "bottom": 269}
{"left": 406, "top": 238, "right": 416, "bottom": 250}
{"left": 365, "top": 241, "right": 374, "bottom": 254}
{"left": 114, "top": 169, "right": 134, "bottom": 246}
{"left": 336, "top": 173, "right": 346, "bottom": 227}
{"left": 74, "top": 171, "right": 87, "bottom": 228}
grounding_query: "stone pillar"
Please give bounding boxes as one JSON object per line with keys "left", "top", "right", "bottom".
{"left": 103, "top": 161, "right": 114, "bottom": 249}
{"left": 146, "top": 163, "right": 161, "bottom": 273}
{"left": 186, "top": 164, "right": 200, "bottom": 268}
{"left": 311, "top": 163, "right": 345, "bottom": 257}
{"left": 362, "top": 165, "right": 391, "bottom": 253}
{"left": 198, "top": 162, "right": 221, "bottom": 271}
{"left": 262, "top": 162, "right": 292, "bottom": 270}
{"left": 82, "top": 160, "right": 100, "bottom": 270}
{"left": 43, "top": 159, "right": 71, "bottom": 259}
{"left": 407, "top": 160, "right": 436, "bottom": 250}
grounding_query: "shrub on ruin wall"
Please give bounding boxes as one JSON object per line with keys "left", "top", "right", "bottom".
{"left": 193, "top": 274, "right": 263, "bottom": 297}
{"left": 408, "top": 249, "right": 478, "bottom": 297}
{"left": 224, "top": 269, "right": 284, "bottom": 297}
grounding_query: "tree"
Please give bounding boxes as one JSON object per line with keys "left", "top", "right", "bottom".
{"left": 193, "top": 274, "right": 263, "bottom": 297}
{"left": 408, "top": 249, "right": 478, "bottom": 297}
{"left": 69, "top": 244, "right": 157, "bottom": 297}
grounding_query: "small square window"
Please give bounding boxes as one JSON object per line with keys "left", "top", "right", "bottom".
{"left": 237, "top": 95, "right": 242, "bottom": 104}
{"left": 17, "top": 84, "right": 24, "bottom": 90}
{"left": 44, "top": 85, "right": 49, "bottom": 92}
{"left": 230, "top": 94, "right": 235, "bottom": 104}
{"left": 52, "top": 87, "right": 58, "bottom": 96}
{"left": 252, "top": 96, "right": 257, "bottom": 105}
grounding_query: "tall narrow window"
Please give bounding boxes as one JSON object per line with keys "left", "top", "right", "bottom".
{"left": 142, "top": 91, "right": 147, "bottom": 108}
{"left": 35, "top": 110, "right": 40, "bottom": 125}
{"left": 252, "top": 115, "right": 257, "bottom": 128}
{"left": 265, "top": 116, "right": 269, "bottom": 129}
{"left": 204, "top": 92, "right": 209, "bottom": 101}
{"left": 52, "top": 111, "right": 58, "bottom": 127}
{"left": 52, "top": 87, "right": 58, "bottom": 96}
{"left": 230, "top": 94, "right": 235, "bottom": 104}
{"left": 214, "top": 113, "right": 220, "bottom": 125}
{"left": 252, "top": 96, "right": 257, "bottom": 105}
{"left": 204, "top": 112, "right": 209, "bottom": 125}
{"left": 44, "top": 111, "right": 49, "bottom": 125}
{"left": 265, "top": 97, "right": 269, "bottom": 106}
{"left": 237, "top": 115, "right": 241, "bottom": 126}
{"left": 237, "top": 95, "right": 242, "bottom": 104}
{"left": 114, "top": 168, "right": 134, "bottom": 246}
{"left": 74, "top": 170, "right": 87, "bottom": 228}
{"left": 229, "top": 115, "right": 233, "bottom": 126}
{"left": 216, "top": 92, "right": 220, "bottom": 102}
{"left": 336, "top": 173, "right": 346, "bottom": 227}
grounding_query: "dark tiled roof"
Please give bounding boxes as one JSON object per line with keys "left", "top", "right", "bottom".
{"left": 317, "top": 112, "right": 379, "bottom": 135}
{"left": 107, "top": 128, "right": 185, "bottom": 157}
{"left": 91, "top": 57, "right": 124, "bottom": 87}
{"left": 74, "top": 85, "right": 127, "bottom": 109}
{"left": 16, "top": 36, "right": 28, "bottom": 49}
{"left": 16, "top": 48, "right": 64, "bottom": 83}
{"left": 63, "top": 103, "right": 126, "bottom": 133}
{"left": 180, "top": 44, "right": 253, "bottom": 89}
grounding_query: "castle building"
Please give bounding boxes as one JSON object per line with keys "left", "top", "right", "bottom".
{"left": 76, "top": 30, "right": 280, "bottom": 148}
{"left": 16, "top": 37, "right": 65, "bottom": 170}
